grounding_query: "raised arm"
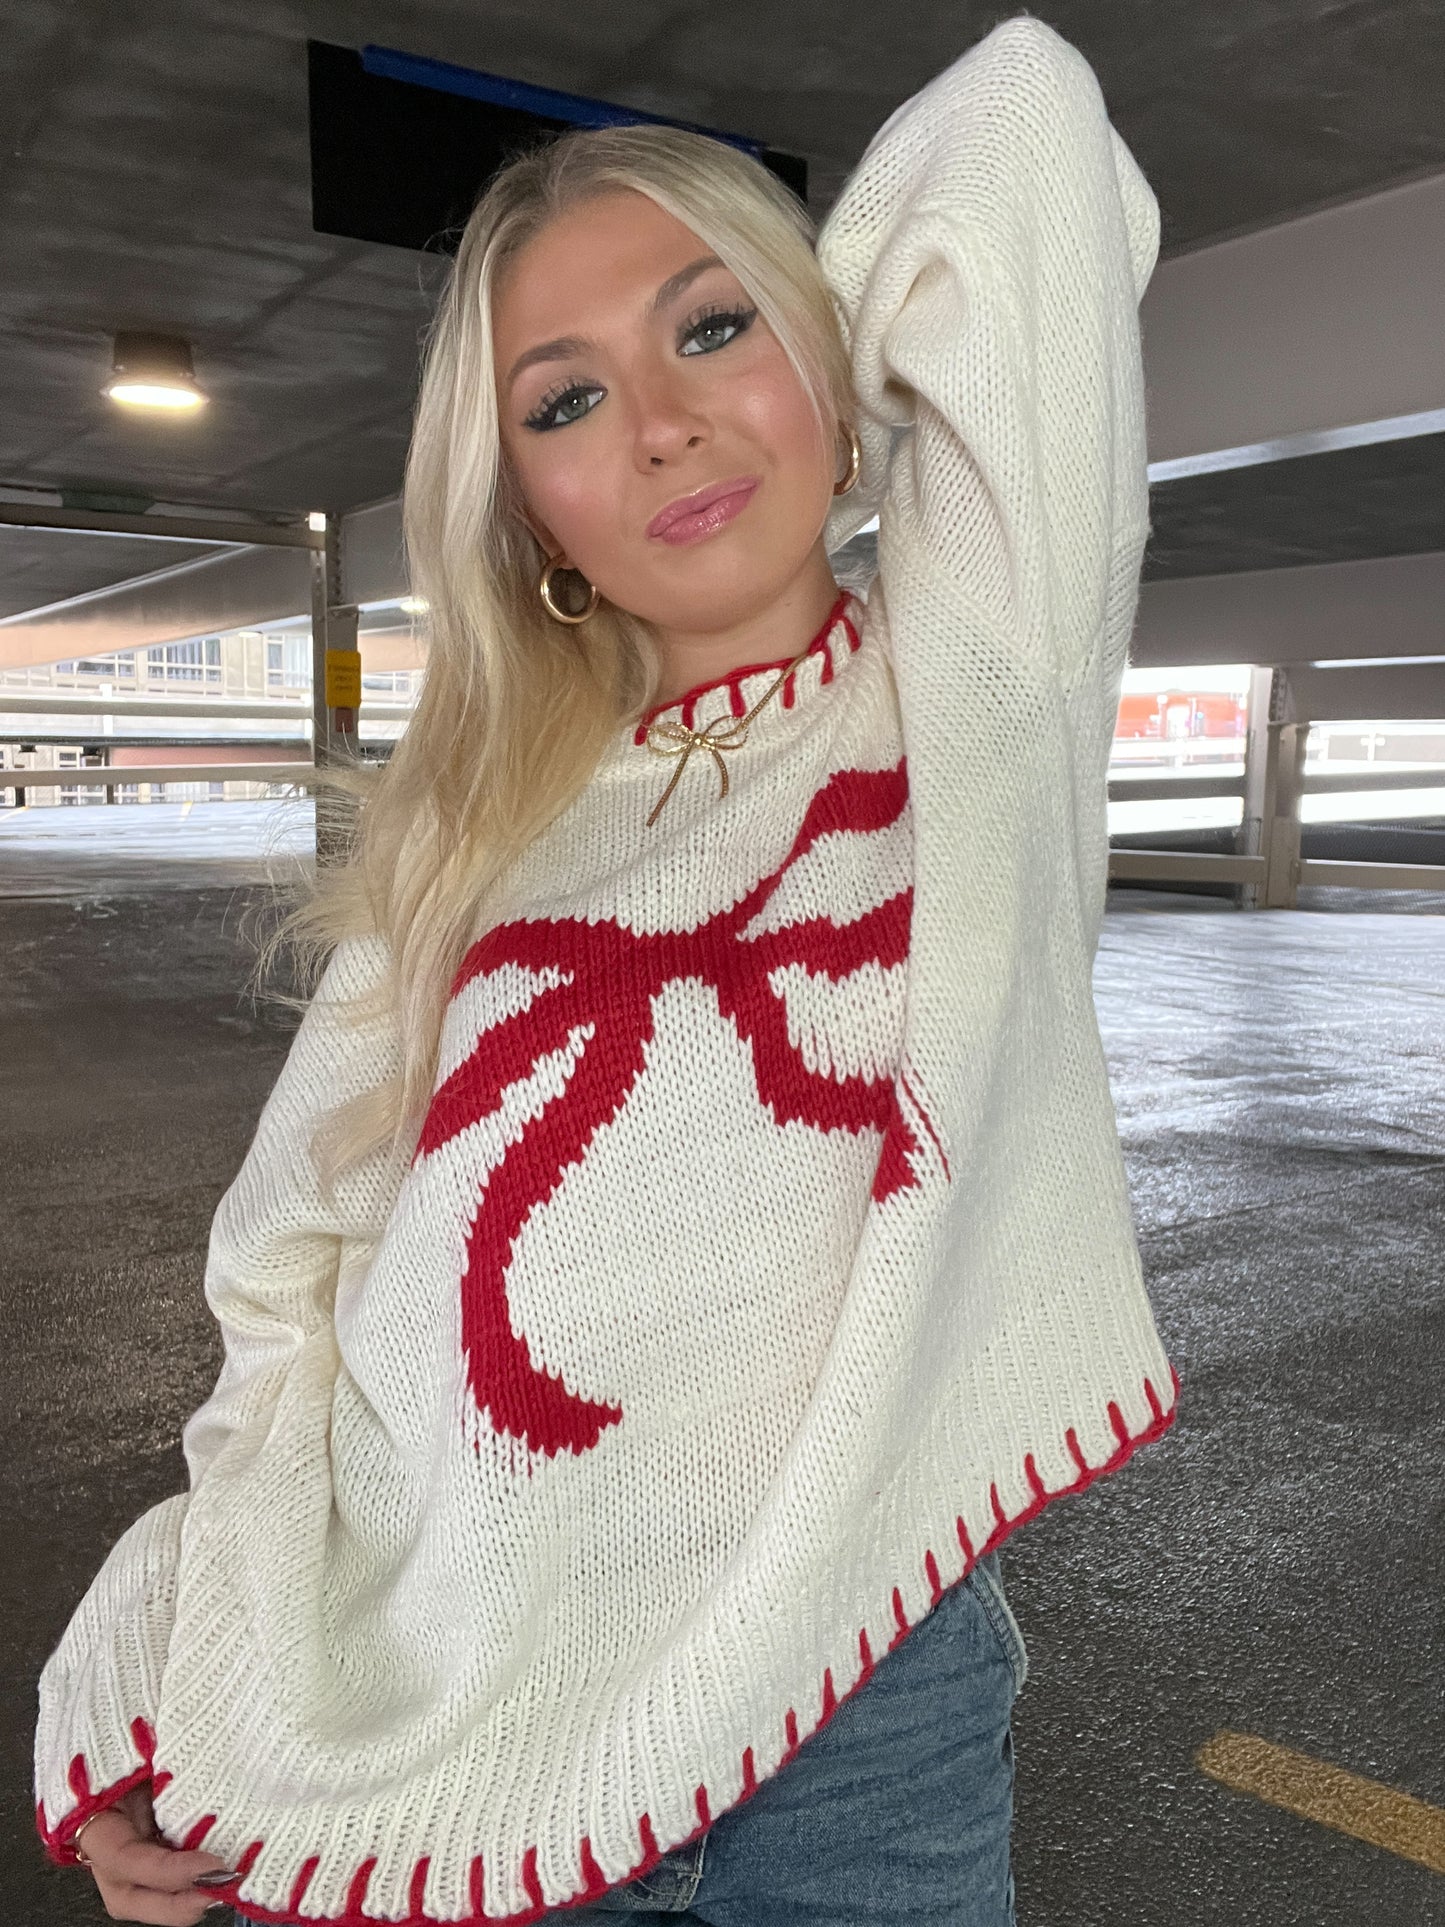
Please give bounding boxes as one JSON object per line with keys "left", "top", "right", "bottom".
{"left": 818, "top": 15, "right": 1159, "bottom": 950}
{"left": 33, "top": 933, "right": 405, "bottom": 1866}
{"left": 820, "top": 11, "right": 1157, "bottom": 691}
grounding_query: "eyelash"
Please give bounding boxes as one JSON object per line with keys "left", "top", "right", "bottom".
{"left": 678, "top": 302, "right": 758, "bottom": 358}
{"left": 521, "top": 302, "right": 759, "bottom": 433}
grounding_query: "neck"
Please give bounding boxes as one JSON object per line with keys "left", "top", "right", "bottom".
{"left": 649, "top": 543, "right": 841, "bottom": 707}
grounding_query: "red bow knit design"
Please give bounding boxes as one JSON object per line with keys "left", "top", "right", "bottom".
{"left": 414, "top": 759, "right": 929, "bottom": 1462}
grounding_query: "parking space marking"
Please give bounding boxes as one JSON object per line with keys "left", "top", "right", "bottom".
{"left": 1198, "top": 1731, "right": 1445, "bottom": 1874}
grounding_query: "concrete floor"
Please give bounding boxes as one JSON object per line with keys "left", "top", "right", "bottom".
{"left": 3, "top": 804, "right": 1442, "bottom": 1926}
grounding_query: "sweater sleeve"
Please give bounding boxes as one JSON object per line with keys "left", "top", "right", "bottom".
{"left": 817, "top": 12, "right": 1159, "bottom": 952}
{"left": 33, "top": 932, "right": 404, "bottom": 1866}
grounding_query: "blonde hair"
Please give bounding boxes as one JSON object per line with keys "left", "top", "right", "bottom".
{"left": 249, "top": 122, "right": 856, "bottom": 1194}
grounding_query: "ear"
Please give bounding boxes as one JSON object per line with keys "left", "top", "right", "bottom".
{"left": 517, "top": 504, "right": 563, "bottom": 564}
{"left": 498, "top": 440, "right": 562, "bottom": 560}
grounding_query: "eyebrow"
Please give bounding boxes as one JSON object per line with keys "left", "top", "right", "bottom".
{"left": 503, "top": 253, "right": 727, "bottom": 397}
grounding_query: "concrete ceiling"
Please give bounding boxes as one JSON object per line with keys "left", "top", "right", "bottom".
{"left": 1145, "top": 431, "right": 1445, "bottom": 581}
{"left": 0, "top": 527, "right": 225, "bottom": 623}
{"left": 2, "top": 0, "right": 1444, "bottom": 614}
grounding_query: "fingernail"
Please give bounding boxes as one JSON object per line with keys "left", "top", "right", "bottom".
{"left": 194, "top": 1870, "right": 240, "bottom": 1884}
{"left": 206, "top": 1905, "right": 229, "bottom": 1914}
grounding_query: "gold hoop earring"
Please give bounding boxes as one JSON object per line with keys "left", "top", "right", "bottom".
{"left": 539, "top": 556, "right": 600, "bottom": 625}
{"left": 833, "top": 424, "right": 862, "bottom": 496}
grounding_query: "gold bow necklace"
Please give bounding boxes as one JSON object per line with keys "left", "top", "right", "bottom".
{"left": 642, "top": 638, "right": 819, "bottom": 828}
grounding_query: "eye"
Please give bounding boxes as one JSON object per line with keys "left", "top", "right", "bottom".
{"left": 523, "top": 382, "right": 606, "bottom": 433}
{"left": 679, "top": 303, "right": 758, "bottom": 357}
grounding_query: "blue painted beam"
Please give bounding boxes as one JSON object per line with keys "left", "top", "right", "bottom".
{"left": 360, "top": 45, "right": 767, "bottom": 158}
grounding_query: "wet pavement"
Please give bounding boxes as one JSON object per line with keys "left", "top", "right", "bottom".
{"left": 0, "top": 796, "right": 314, "bottom": 898}
{"left": 2, "top": 805, "right": 1441, "bottom": 1926}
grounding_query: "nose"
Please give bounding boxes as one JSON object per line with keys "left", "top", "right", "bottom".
{"left": 629, "top": 365, "right": 712, "bottom": 471}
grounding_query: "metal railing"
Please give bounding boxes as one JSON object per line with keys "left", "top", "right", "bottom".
{"left": 4, "top": 487, "right": 1442, "bottom": 906}
{"left": 1107, "top": 677, "right": 1445, "bottom": 901}
{"left": 0, "top": 693, "right": 414, "bottom": 721}
{"left": 3, "top": 763, "right": 313, "bottom": 789}
{"left": 6, "top": 736, "right": 1444, "bottom": 901}
{"left": 0, "top": 688, "right": 406, "bottom": 803}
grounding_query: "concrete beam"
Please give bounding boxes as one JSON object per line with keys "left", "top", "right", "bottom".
{"left": 341, "top": 497, "right": 408, "bottom": 606}
{"left": 1283, "top": 661, "right": 1445, "bottom": 724}
{"left": 1142, "top": 168, "right": 1445, "bottom": 464}
{"left": 1133, "top": 549, "right": 1445, "bottom": 670}
{"left": 0, "top": 543, "right": 310, "bottom": 672}
{"left": 0, "top": 502, "right": 319, "bottom": 550}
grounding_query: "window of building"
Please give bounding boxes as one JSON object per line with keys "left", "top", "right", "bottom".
{"left": 265, "top": 635, "right": 311, "bottom": 690}
{"left": 144, "top": 637, "right": 222, "bottom": 684}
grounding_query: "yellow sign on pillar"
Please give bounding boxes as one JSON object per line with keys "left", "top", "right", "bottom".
{"left": 324, "top": 648, "right": 362, "bottom": 709}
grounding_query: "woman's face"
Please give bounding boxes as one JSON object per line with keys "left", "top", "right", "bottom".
{"left": 492, "top": 188, "right": 836, "bottom": 636}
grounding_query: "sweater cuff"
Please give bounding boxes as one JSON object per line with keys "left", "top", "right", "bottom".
{"left": 36, "top": 1726, "right": 157, "bottom": 1868}
{"left": 33, "top": 1494, "right": 186, "bottom": 1868}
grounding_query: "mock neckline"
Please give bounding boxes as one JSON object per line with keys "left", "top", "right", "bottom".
{"left": 627, "top": 589, "right": 863, "bottom": 747}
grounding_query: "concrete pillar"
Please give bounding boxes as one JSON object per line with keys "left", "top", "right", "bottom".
{"left": 81, "top": 745, "right": 108, "bottom": 807}
{"left": 1237, "top": 667, "right": 1277, "bottom": 912}
{"left": 1238, "top": 665, "right": 1307, "bottom": 910}
{"left": 1264, "top": 720, "right": 1309, "bottom": 910}
{"left": 238, "top": 629, "right": 268, "bottom": 700}
{"left": 310, "top": 519, "right": 361, "bottom": 869}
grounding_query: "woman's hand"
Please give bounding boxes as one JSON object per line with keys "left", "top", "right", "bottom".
{"left": 75, "top": 1784, "right": 238, "bottom": 1924}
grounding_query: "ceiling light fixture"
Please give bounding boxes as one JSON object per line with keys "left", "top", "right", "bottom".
{"left": 103, "top": 332, "right": 207, "bottom": 411}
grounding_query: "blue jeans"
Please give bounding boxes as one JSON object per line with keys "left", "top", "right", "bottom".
{"left": 227, "top": 1556, "right": 1025, "bottom": 1927}
{"left": 548, "top": 1551, "right": 1026, "bottom": 1927}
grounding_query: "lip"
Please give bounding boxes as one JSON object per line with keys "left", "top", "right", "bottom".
{"left": 646, "top": 475, "right": 760, "bottom": 543}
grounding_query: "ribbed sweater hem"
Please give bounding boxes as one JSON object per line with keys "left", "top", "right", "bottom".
{"left": 36, "top": 1367, "right": 1177, "bottom": 1920}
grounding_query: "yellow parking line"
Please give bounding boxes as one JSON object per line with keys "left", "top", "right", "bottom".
{"left": 1198, "top": 1731, "right": 1445, "bottom": 1875}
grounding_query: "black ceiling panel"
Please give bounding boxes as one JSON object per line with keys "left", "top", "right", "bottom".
{"left": 307, "top": 42, "right": 807, "bottom": 256}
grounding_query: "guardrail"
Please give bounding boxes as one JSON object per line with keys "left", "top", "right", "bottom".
{"left": 1109, "top": 850, "right": 1267, "bottom": 884}
{"left": 1, "top": 764, "right": 315, "bottom": 788}
{"left": 1297, "top": 858, "right": 1445, "bottom": 888}
{"left": 6, "top": 492, "right": 1441, "bottom": 905}
{"left": 1107, "top": 848, "right": 1445, "bottom": 890}
{"left": 0, "top": 694, "right": 413, "bottom": 721}
{"left": 5, "top": 700, "right": 1445, "bottom": 903}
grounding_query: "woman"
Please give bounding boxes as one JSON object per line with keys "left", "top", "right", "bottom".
{"left": 34, "top": 14, "right": 1176, "bottom": 1925}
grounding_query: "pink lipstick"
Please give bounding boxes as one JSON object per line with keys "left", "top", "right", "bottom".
{"left": 647, "top": 476, "right": 760, "bottom": 546}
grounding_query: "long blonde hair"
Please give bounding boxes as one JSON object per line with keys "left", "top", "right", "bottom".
{"left": 250, "top": 121, "right": 856, "bottom": 1192}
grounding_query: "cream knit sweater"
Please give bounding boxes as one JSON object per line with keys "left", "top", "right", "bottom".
{"left": 35, "top": 16, "right": 1176, "bottom": 1921}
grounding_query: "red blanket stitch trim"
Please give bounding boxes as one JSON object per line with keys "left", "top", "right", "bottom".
{"left": 629, "top": 590, "right": 857, "bottom": 746}
{"left": 40, "top": 1367, "right": 1178, "bottom": 1922}
{"left": 924, "top": 1549, "right": 944, "bottom": 1605}
{"left": 35, "top": 1716, "right": 159, "bottom": 1867}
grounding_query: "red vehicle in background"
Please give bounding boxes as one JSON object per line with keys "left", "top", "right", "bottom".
{"left": 1115, "top": 689, "right": 1248, "bottom": 741}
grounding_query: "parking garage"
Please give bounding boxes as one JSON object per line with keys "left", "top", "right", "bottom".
{"left": 3, "top": 5, "right": 1443, "bottom": 1926}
